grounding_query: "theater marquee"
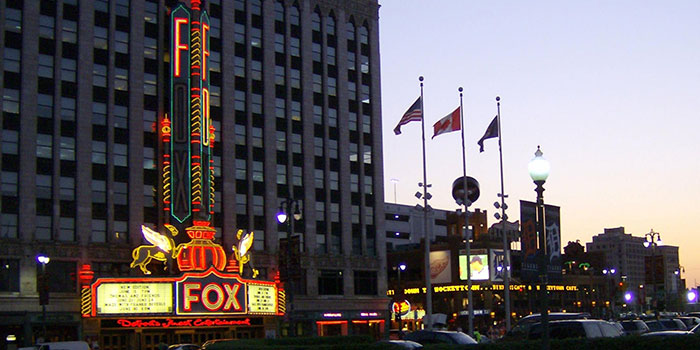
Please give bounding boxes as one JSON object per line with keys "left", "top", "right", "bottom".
{"left": 84, "top": 267, "right": 284, "bottom": 318}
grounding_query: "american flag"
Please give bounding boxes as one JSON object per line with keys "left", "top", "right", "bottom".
{"left": 393, "top": 97, "right": 422, "bottom": 135}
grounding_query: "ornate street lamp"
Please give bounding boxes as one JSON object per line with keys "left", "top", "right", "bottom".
{"left": 644, "top": 230, "right": 662, "bottom": 315}
{"left": 277, "top": 199, "right": 302, "bottom": 336}
{"left": 602, "top": 268, "right": 617, "bottom": 317}
{"left": 36, "top": 254, "right": 50, "bottom": 340}
{"left": 528, "top": 146, "right": 550, "bottom": 350}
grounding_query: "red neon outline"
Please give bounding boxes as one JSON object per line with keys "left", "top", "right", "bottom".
{"left": 201, "top": 283, "right": 224, "bottom": 311}
{"left": 202, "top": 22, "right": 209, "bottom": 81}
{"left": 89, "top": 268, "right": 276, "bottom": 317}
{"left": 173, "top": 17, "right": 189, "bottom": 77}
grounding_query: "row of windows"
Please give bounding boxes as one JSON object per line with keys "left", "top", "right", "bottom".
{"left": 0, "top": 261, "right": 379, "bottom": 299}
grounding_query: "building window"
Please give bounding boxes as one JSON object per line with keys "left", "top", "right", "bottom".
{"left": 36, "top": 134, "right": 52, "bottom": 158}
{"left": 318, "top": 270, "right": 343, "bottom": 295}
{"left": 39, "top": 260, "right": 76, "bottom": 292}
{"left": 58, "top": 217, "right": 75, "bottom": 242}
{"left": 354, "top": 270, "right": 377, "bottom": 295}
{"left": 0, "top": 214, "right": 18, "bottom": 239}
{"left": 0, "top": 259, "right": 20, "bottom": 292}
{"left": 62, "top": 20, "right": 77, "bottom": 43}
{"left": 2, "top": 89, "right": 20, "bottom": 114}
{"left": 2, "top": 130, "right": 19, "bottom": 155}
{"left": 38, "top": 54, "right": 54, "bottom": 78}
{"left": 92, "top": 219, "right": 107, "bottom": 243}
{"left": 36, "top": 174, "right": 52, "bottom": 199}
{"left": 36, "top": 215, "right": 52, "bottom": 240}
{"left": 92, "top": 141, "right": 107, "bottom": 164}
{"left": 4, "top": 8, "right": 22, "bottom": 32}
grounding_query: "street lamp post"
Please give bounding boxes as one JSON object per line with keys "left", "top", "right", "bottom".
{"left": 644, "top": 230, "right": 662, "bottom": 315}
{"left": 602, "top": 268, "right": 616, "bottom": 318}
{"left": 528, "top": 146, "right": 550, "bottom": 350}
{"left": 277, "top": 199, "right": 302, "bottom": 337}
{"left": 397, "top": 263, "right": 406, "bottom": 330}
{"left": 36, "top": 255, "right": 50, "bottom": 341}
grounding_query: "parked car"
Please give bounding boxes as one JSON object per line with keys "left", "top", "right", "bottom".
{"left": 168, "top": 345, "right": 199, "bottom": 350}
{"left": 200, "top": 339, "right": 238, "bottom": 350}
{"left": 620, "top": 319, "right": 650, "bottom": 335}
{"left": 375, "top": 340, "right": 424, "bottom": 349}
{"left": 642, "top": 330, "right": 690, "bottom": 337}
{"left": 645, "top": 318, "right": 687, "bottom": 331}
{"left": 501, "top": 312, "right": 591, "bottom": 341}
{"left": 678, "top": 316, "right": 700, "bottom": 329}
{"left": 527, "top": 319, "right": 623, "bottom": 340}
{"left": 403, "top": 330, "right": 477, "bottom": 345}
{"left": 19, "top": 342, "right": 91, "bottom": 350}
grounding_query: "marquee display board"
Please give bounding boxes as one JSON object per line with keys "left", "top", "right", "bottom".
{"left": 84, "top": 267, "right": 284, "bottom": 318}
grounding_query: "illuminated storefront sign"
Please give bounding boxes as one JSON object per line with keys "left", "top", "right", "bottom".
{"left": 248, "top": 285, "right": 277, "bottom": 314}
{"left": 86, "top": 268, "right": 282, "bottom": 318}
{"left": 387, "top": 284, "right": 579, "bottom": 295}
{"left": 176, "top": 270, "right": 246, "bottom": 315}
{"left": 104, "top": 318, "right": 255, "bottom": 328}
{"left": 96, "top": 283, "right": 172, "bottom": 315}
{"left": 323, "top": 313, "right": 343, "bottom": 318}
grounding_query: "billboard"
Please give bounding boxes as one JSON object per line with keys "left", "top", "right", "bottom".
{"left": 520, "top": 201, "right": 562, "bottom": 283}
{"left": 545, "top": 204, "right": 562, "bottom": 282}
{"left": 489, "top": 249, "right": 511, "bottom": 282}
{"left": 459, "top": 249, "right": 489, "bottom": 281}
{"left": 520, "top": 200, "right": 539, "bottom": 282}
{"left": 429, "top": 250, "right": 452, "bottom": 284}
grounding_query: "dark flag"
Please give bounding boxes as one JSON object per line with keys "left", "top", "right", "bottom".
{"left": 394, "top": 97, "right": 423, "bottom": 135}
{"left": 477, "top": 116, "right": 499, "bottom": 152}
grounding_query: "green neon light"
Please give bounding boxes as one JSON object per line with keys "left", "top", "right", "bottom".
{"left": 169, "top": 4, "right": 192, "bottom": 224}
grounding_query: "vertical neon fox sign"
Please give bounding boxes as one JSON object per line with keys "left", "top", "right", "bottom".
{"left": 167, "top": 0, "right": 213, "bottom": 226}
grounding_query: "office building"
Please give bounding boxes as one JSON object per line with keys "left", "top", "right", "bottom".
{"left": 0, "top": 0, "right": 386, "bottom": 346}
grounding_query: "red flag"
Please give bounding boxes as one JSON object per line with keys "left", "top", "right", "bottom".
{"left": 432, "top": 107, "right": 461, "bottom": 139}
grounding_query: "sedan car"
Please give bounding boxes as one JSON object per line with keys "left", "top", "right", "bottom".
{"left": 375, "top": 340, "right": 423, "bottom": 349}
{"left": 168, "top": 345, "right": 199, "bottom": 350}
{"left": 620, "top": 320, "right": 649, "bottom": 335}
{"left": 404, "top": 330, "right": 477, "bottom": 345}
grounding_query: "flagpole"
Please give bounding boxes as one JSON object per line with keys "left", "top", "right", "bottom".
{"left": 419, "top": 76, "right": 433, "bottom": 331}
{"left": 458, "top": 87, "right": 473, "bottom": 336}
{"left": 496, "top": 96, "right": 511, "bottom": 331}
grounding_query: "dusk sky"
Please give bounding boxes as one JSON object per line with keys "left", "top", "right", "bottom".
{"left": 378, "top": 1, "right": 700, "bottom": 287}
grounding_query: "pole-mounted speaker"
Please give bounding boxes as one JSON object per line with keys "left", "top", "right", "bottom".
{"left": 452, "top": 176, "right": 480, "bottom": 205}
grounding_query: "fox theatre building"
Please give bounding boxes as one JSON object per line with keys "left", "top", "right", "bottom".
{"left": 81, "top": 260, "right": 284, "bottom": 349}
{"left": 77, "top": 2, "right": 284, "bottom": 349}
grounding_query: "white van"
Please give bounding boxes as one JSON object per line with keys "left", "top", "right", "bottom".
{"left": 19, "top": 341, "right": 91, "bottom": 350}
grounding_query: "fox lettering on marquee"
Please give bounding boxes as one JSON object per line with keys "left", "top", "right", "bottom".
{"left": 182, "top": 282, "right": 243, "bottom": 312}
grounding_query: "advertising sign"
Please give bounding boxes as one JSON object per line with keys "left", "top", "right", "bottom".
{"left": 489, "top": 249, "right": 511, "bottom": 282}
{"left": 459, "top": 249, "right": 489, "bottom": 281}
{"left": 176, "top": 270, "right": 246, "bottom": 316}
{"left": 429, "top": 250, "right": 452, "bottom": 284}
{"left": 96, "top": 283, "right": 172, "bottom": 315}
{"left": 520, "top": 200, "right": 539, "bottom": 282}
{"left": 248, "top": 284, "right": 277, "bottom": 314}
{"left": 87, "top": 268, "right": 281, "bottom": 318}
{"left": 545, "top": 204, "right": 562, "bottom": 282}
